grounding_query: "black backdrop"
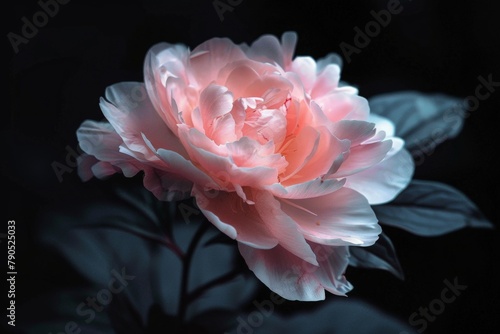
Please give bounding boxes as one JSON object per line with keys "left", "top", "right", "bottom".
{"left": 4, "top": 0, "right": 499, "bottom": 333}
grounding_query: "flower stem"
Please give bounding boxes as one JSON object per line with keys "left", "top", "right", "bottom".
{"left": 178, "top": 222, "right": 210, "bottom": 324}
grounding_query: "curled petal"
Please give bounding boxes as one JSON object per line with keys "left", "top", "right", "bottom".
{"left": 238, "top": 242, "right": 352, "bottom": 301}
{"left": 189, "top": 38, "right": 247, "bottom": 88}
{"left": 193, "top": 187, "right": 278, "bottom": 249}
{"left": 100, "top": 82, "right": 186, "bottom": 160}
{"left": 245, "top": 32, "right": 297, "bottom": 68}
{"left": 316, "top": 93, "right": 370, "bottom": 122}
{"left": 345, "top": 138, "right": 414, "bottom": 205}
{"left": 333, "top": 140, "right": 393, "bottom": 177}
{"left": 254, "top": 191, "right": 317, "bottom": 265}
{"left": 267, "top": 177, "right": 346, "bottom": 199}
{"left": 280, "top": 188, "right": 381, "bottom": 246}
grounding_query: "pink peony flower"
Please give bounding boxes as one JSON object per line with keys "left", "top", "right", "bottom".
{"left": 77, "top": 32, "right": 414, "bottom": 301}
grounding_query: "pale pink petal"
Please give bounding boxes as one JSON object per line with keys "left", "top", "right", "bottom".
{"left": 100, "top": 82, "right": 186, "bottom": 159}
{"left": 222, "top": 63, "right": 261, "bottom": 97}
{"left": 311, "top": 64, "right": 341, "bottom": 99}
{"left": 242, "top": 74, "right": 293, "bottom": 104}
{"left": 316, "top": 93, "right": 370, "bottom": 122}
{"left": 226, "top": 137, "right": 287, "bottom": 171}
{"left": 238, "top": 242, "right": 352, "bottom": 301}
{"left": 178, "top": 126, "right": 280, "bottom": 188}
{"left": 280, "top": 31, "right": 298, "bottom": 68}
{"left": 279, "top": 126, "right": 320, "bottom": 182}
{"left": 77, "top": 121, "right": 126, "bottom": 161}
{"left": 91, "top": 161, "right": 120, "bottom": 179}
{"left": 329, "top": 120, "right": 376, "bottom": 146}
{"left": 165, "top": 77, "right": 201, "bottom": 130}
{"left": 210, "top": 113, "right": 238, "bottom": 145}
{"left": 290, "top": 56, "right": 317, "bottom": 92}
{"left": 193, "top": 187, "right": 278, "bottom": 249}
{"left": 334, "top": 140, "right": 393, "bottom": 177}
{"left": 238, "top": 243, "right": 325, "bottom": 301}
{"left": 288, "top": 126, "right": 348, "bottom": 184}
{"left": 143, "top": 43, "right": 188, "bottom": 132}
{"left": 368, "top": 113, "right": 395, "bottom": 138}
{"left": 345, "top": 138, "right": 414, "bottom": 204}
{"left": 280, "top": 187, "right": 381, "bottom": 246}
{"left": 266, "top": 178, "right": 346, "bottom": 199}
{"left": 254, "top": 191, "right": 318, "bottom": 265}
{"left": 77, "top": 120, "right": 191, "bottom": 200}
{"left": 245, "top": 32, "right": 297, "bottom": 68}
{"left": 199, "top": 84, "right": 234, "bottom": 137}
{"left": 309, "top": 100, "right": 331, "bottom": 127}
{"left": 177, "top": 125, "right": 227, "bottom": 156}
{"left": 156, "top": 148, "right": 214, "bottom": 187}
{"left": 230, "top": 166, "right": 280, "bottom": 188}
{"left": 189, "top": 38, "right": 247, "bottom": 88}
{"left": 191, "top": 107, "right": 204, "bottom": 134}
{"left": 308, "top": 243, "right": 353, "bottom": 296}
{"left": 242, "top": 108, "right": 287, "bottom": 146}
{"left": 316, "top": 53, "right": 343, "bottom": 72}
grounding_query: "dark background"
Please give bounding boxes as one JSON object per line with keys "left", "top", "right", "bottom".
{"left": 3, "top": 0, "right": 499, "bottom": 333}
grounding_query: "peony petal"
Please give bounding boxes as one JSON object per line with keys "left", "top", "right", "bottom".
{"left": 334, "top": 140, "right": 393, "bottom": 177}
{"left": 280, "top": 126, "right": 320, "bottom": 182}
{"left": 311, "top": 63, "right": 341, "bottom": 99}
{"left": 199, "top": 84, "right": 234, "bottom": 120}
{"left": 189, "top": 38, "right": 247, "bottom": 88}
{"left": 316, "top": 93, "right": 370, "bottom": 122}
{"left": 226, "top": 137, "right": 287, "bottom": 171}
{"left": 193, "top": 187, "right": 278, "bottom": 249}
{"left": 77, "top": 120, "right": 192, "bottom": 200}
{"left": 290, "top": 56, "right": 317, "bottom": 92}
{"left": 238, "top": 243, "right": 325, "bottom": 301}
{"left": 143, "top": 43, "right": 189, "bottom": 132}
{"left": 329, "top": 120, "right": 376, "bottom": 146}
{"left": 245, "top": 33, "right": 295, "bottom": 68}
{"left": 280, "top": 31, "right": 298, "bottom": 68}
{"left": 345, "top": 138, "right": 414, "bottom": 205}
{"left": 238, "top": 242, "right": 352, "bottom": 301}
{"left": 254, "top": 191, "right": 317, "bottom": 265}
{"left": 222, "top": 63, "right": 261, "bottom": 98}
{"left": 280, "top": 187, "right": 381, "bottom": 246}
{"left": 210, "top": 113, "right": 238, "bottom": 145}
{"left": 90, "top": 161, "right": 120, "bottom": 179}
{"left": 288, "top": 126, "right": 348, "bottom": 184}
{"left": 309, "top": 243, "right": 353, "bottom": 296}
{"left": 101, "top": 82, "right": 186, "bottom": 159}
{"left": 241, "top": 107, "right": 288, "bottom": 147}
{"left": 178, "top": 127, "right": 280, "bottom": 188}
{"left": 77, "top": 120, "right": 126, "bottom": 162}
{"left": 267, "top": 177, "right": 346, "bottom": 199}
{"left": 367, "top": 113, "right": 395, "bottom": 138}
{"left": 156, "top": 149, "right": 214, "bottom": 187}
{"left": 316, "top": 52, "right": 343, "bottom": 72}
